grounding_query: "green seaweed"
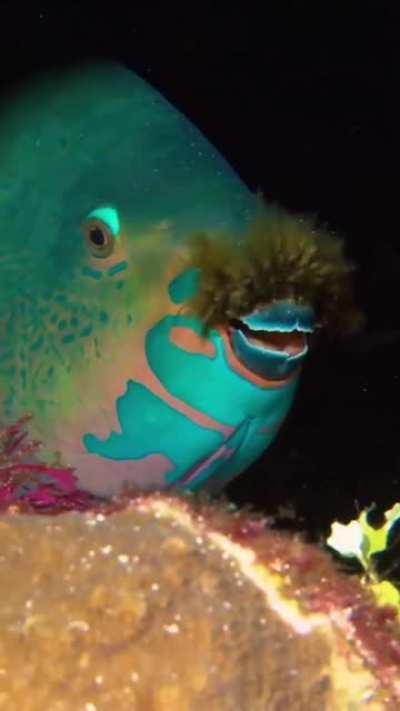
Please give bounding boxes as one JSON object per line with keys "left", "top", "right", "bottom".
{"left": 184, "top": 199, "right": 364, "bottom": 336}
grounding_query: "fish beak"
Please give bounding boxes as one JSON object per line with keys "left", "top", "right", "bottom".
{"left": 228, "top": 301, "right": 315, "bottom": 381}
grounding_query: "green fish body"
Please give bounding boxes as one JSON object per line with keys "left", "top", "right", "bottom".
{"left": 0, "top": 62, "right": 358, "bottom": 496}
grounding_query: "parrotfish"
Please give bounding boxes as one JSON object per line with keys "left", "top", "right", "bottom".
{"left": 0, "top": 62, "right": 362, "bottom": 496}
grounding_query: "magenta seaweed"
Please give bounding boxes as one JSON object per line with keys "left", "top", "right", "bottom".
{"left": 0, "top": 415, "right": 102, "bottom": 512}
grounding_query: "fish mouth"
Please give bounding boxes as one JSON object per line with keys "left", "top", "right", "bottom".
{"left": 227, "top": 301, "right": 315, "bottom": 381}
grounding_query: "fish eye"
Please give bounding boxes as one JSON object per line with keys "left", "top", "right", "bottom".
{"left": 83, "top": 218, "right": 114, "bottom": 258}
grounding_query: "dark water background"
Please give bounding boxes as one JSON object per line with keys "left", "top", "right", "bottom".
{"left": 0, "top": 1, "right": 398, "bottom": 541}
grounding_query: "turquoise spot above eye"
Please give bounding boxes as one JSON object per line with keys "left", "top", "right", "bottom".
{"left": 87, "top": 205, "right": 120, "bottom": 238}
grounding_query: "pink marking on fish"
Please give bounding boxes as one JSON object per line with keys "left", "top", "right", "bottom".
{"left": 258, "top": 421, "right": 283, "bottom": 435}
{"left": 125, "top": 338, "right": 232, "bottom": 437}
{"left": 169, "top": 326, "right": 216, "bottom": 358}
{"left": 178, "top": 444, "right": 236, "bottom": 487}
{"left": 62, "top": 450, "right": 175, "bottom": 497}
{"left": 52, "top": 324, "right": 233, "bottom": 466}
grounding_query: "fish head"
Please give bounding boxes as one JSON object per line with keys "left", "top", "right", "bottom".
{"left": 0, "top": 62, "right": 362, "bottom": 496}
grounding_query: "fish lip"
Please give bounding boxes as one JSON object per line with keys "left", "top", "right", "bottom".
{"left": 227, "top": 301, "right": 315, "bottom": 381}
{"left": 238, "top": 301, "right": 315, "bottom": 335}
{"left": 228, "top": 319, "right": 308, "bottom": 358}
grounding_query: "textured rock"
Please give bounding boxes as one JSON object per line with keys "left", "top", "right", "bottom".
{"left": 0, "top": 494, "right": 399, "bottom": 709}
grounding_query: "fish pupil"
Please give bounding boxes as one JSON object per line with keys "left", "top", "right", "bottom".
{"left": 90, "top": 227, "right": 105, "bottom": 246}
